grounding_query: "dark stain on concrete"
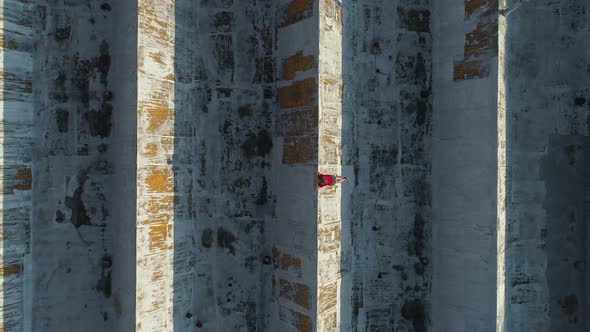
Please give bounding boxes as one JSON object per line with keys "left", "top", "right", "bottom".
{"left": 244, "top": 301, "right": 257, "bottom": 332}
{"left": 55, "top": 209, "right": 65, "bottom": 223}
{"left": 558, "top": 294, "right": 579, "bottom": 323}
{"left": 56, "top": 109, "right": 69, "bottom": 133}
{"left": 213, "top": 11, "right": 233, "bottom": 32}
{"left": 238, "top": 105, "right": 253, "bottom": 117}
{"left": 100, "top": 3, "right": 112, "bottom": 11}
{"left": 55, "top": 25, "right": 71, "bottom": 42}
{"left": 415, "top": 53, "right": 427, "bottom": 84}
{"left": 574, "top": 97, "right": 586, "bottom": 106}
{"left": 256, "top": 176, "right": 268, "bottom": 205}
{"left": 398, "top": 8, "right": 430, "bottom": 33}
{"left": 401, "top": 299, "right": 426, "bottom": 332}
{"left": 564, "top": 144, "right": 581, "bottom": 165}
{"left": 85, "top": 105, "right": 112, "bottom": 138}
{"left": 416, "top": 99, "right": 427, "bottom": 126}
{"left": 65, "top": 172, "right": 91, "bottom": 229}
{"left": 96, "top": 254, "right": 112, "bottom": 298}
{"left": 229, "top": 177, "right": 251, "bottom": 193}
{"left": 241, "top": 129, "right": 272, "bottom": 157}
{"left": 217, "top": 227, "right": 236, "bottom": 255}
{"left": 213, "top": 34, "right": 234, "bottom": 79}
{"left": 370, "top": 39, "right": 381, "bottom": 55}
{"left": 97, "top": 143, "right": 108, "bottom": 153}
{"left": 409, "top": 213, "right": 426, "bottom": 258}
{"left": 202, "top": 228, "right": 213, "bottom": 248}
{"left": 97, "top": 40, "right": 111, "bottom": 85}
{"left": 71, "top": 55, "right": 92, "bottom": 107}
{"left": 51, "top": 71, "right": 69, "bottom": 103}
{"left": 414, "top": 262, "right": 425, "bottom": 275}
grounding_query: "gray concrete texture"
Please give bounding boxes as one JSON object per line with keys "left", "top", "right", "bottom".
{"left": 0, "top": 0, "right": 588, "bottom": 331}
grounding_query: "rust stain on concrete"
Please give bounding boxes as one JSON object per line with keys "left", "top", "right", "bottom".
{"left": 279, "top": 77, "right": 317, "bottom": 109}
{"left": 322, "top": 0, "right": 342, "bottom": 24}
{"left": 0, "top": 264, "right": 22, "bottom": 277}
{"left": 318, "top": 223, "right": 341, "bottom": 252}
{"left": 293, "top": 310, "right": 313, "bottom": 332}
{"left": 144, "top": 143, "right": 158, "bottom": 157}
{"left": 280, "top": 0, "right": 314, "bottom": 28}
{"left": 282, "top": 254, "right": 302, "bottom": 271}
{"left": 465, "top": 0, "right": 494, "bottom": 18}
{"left": 148, "top": 224, "right": 172, "bottom": 251}
{"left": 152, "top": 269, "right": 164, "bottom": 282}
{"left": 144, "top": 167, "right": 174, "bottom": 193}
{"left": 319, "top": 282, "right": 337, "bottom": 314}
{"left": 453, "top": 57, "right": 489, "bottom": 80}
{"left": 465, "top": 24, "right": 493, "bottom": 55}
{"left": 279, "top": 278, "right": 311, "bottom": 309}
{"left": 144, "top": 106, "right": 173, "bottom": 132}
{"left": 139, "top": 195, "right": 176, "bottom": 218}
{"left": 0, "top": 71, "right": 33, "bottom": 93}
{"left": 273, "top": 247, "right": 303, "bottom": 271}
{"left": 149, "top": 51, "right": 165, "bottom": 65}
{"left": 454, "top": 0, "right": 498, "bottom": 81}
{"left": 280, "top": 106, "right": 318, "bottom": 165}
{"left": 283, "top": 135, "right": 315, "bottom": 164}
{"left": 284, "top": 52, "right": 315, "bottom": 80}
{"left": 9, "top": 167, "right": 32, "bottom": 191}
{"left": 323, "top": 312, "right": 337, "bottom": 331}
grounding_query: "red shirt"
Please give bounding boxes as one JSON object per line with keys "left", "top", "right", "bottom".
{"left": 318, "top": 174, "right": 334, "bottom": 188}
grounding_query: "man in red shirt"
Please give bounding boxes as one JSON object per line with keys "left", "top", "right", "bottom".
{"left": 316, "top": 172, "right": 347, "bottom": 190}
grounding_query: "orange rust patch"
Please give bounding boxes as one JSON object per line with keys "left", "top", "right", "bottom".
{"left": 145, "top": 106, "right": 173, "bottom": 132}
{"left": 0, "top": 71, "right": 33, "bottom": 93}
{"left": 145, "top": 167, "right": 174, "bottom": 193}
{"left": 165, "top": 73, "right": 175, "bottom": 81}
{"left": 152, "top": 269, "right": 165, "bottom": 281}
{"left": 139, "top": 195, "right": 175, "bottom": 217}
{"left": 280, "top": 107, "right": 318, "bottom": 165}
{"left": 0, "top": 263, "right": 22, "bottom": 277}
{"left": 150, "top": 51, "right": 165, "bottom": 65}
{"left": 10, "top": 167, "right": 32, "bottom": 191}
{"left": 454, "top": 0, "right": 498, "bottom": 81}
{"left": 148, "top": 224, "right": 171, "bottom": 251}
{"left": 323, "top": 78, "right": 336, "bottom": 86}
{"left": 293, "top": 311, "right": 312, "bottom": 332}
{"left": 281, "top": 254, "right": 302, "bottom": 271}
{"left": 284, "top": 52, "right": 315, "bottom": 80}
{"left": 465, "top": 0, "right": 493, "bottom": 18}
{"left": 322, "top": 0, "right": 343, "bottom": 24}
{"left": 138, "top": 2, "right": 172, "bottom": 44}
{"left": 281, "top": 107, "right": 318, "bottom": 136}
{"left": 280, "top": 0, "right": 314, "bottom": 28}
{"left": 279, "top": 279, "right": 311, "bottom": 309}
{"left": 278, "top": 78, "right": 317, "bottom": 109}
{"left": 464, "top": 24, "right": 492, "bottom": 55}
{"left": 319, "top": 282, "right": 338, "bottom": 314}
{"left": 322, "top": 311, "right": 337, "bottom": 331}
{"left": 318, "top": 223, "right": 341, "bottom": 252}
{"left": 144, "top": 143, "right": 158, "bottom": 157}
{"left": 283, "top": 135, "right": 315, "bottom": 165}
{"left": 453, "top": 55, "right": 489, "bottom": 80}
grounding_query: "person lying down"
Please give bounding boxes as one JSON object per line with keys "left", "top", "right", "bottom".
{"left": 316, "top": 172, "right": 347, "bottom": 190}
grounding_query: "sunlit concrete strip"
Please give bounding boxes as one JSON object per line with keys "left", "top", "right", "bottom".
{"left": 136, "top": 0, "right": 176, "bottom": 330}
{"left": 0, "top": 0, "right": 34, "bottom": 330}
{"left": 496, "top": 2, "right": 507, "bottom": 330}
{"left": 317, "top": 0, "right": 342, "bottom": 331}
